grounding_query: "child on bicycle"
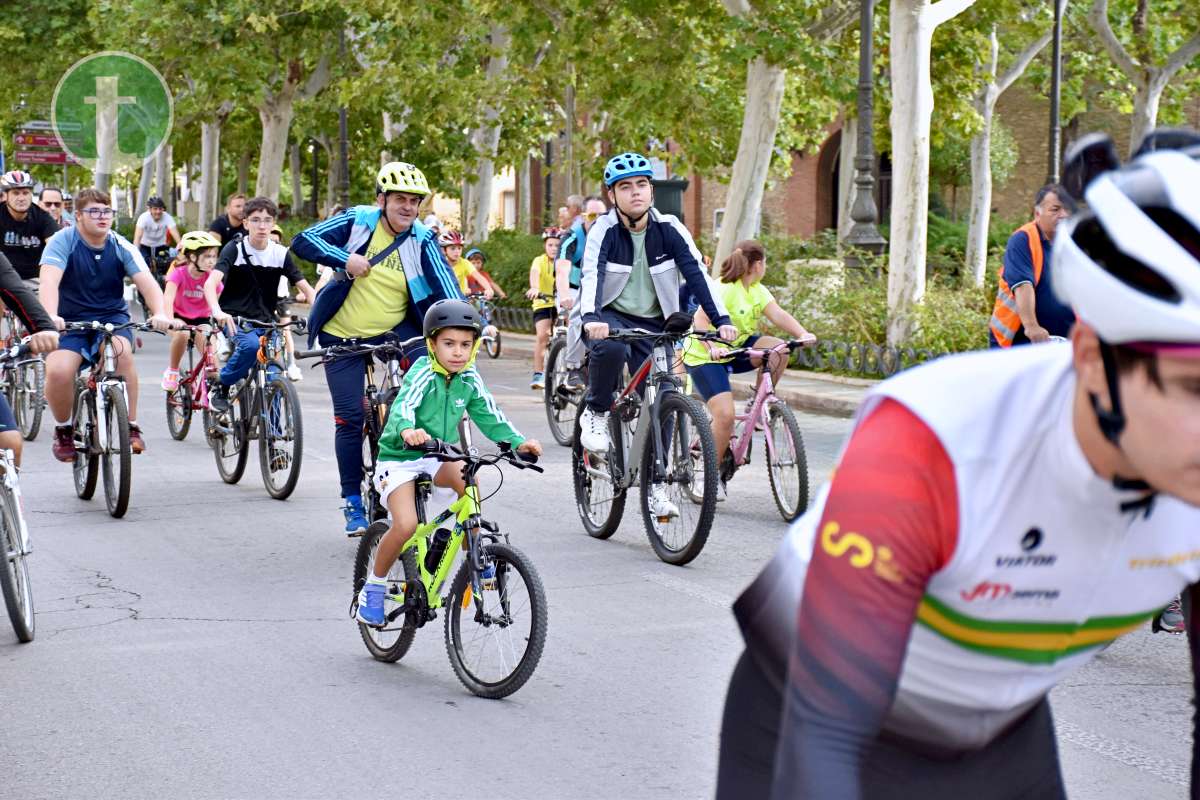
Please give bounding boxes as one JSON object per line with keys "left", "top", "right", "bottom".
{"left": 356, "top": 299, "right": 542, "bottom": 627}
{"left": 161, "top": 231, "right": 223, "bottom": 391}
{"left": 439, "top": 230, "right": 492, "bottom": 299}
{"left": 525, "top": 227, "right": 561, "bottom": 390}
{"left": 464, "top": 248, "right": 506, "bottom": 299}
{"left": 683, "top": 239, "right": 815, "bottom": 500}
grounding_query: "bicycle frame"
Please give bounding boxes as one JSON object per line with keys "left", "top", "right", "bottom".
{"left": 84, "top": 330, "right": 131, "bottom": 456}
{"left": 727, "top": 345, "right": 788, "bottom": 467}
{"left": 392, "top": 484, "right": 485, "bottom": 613}
{"left": 0, "top": 448, "right": 29, "bottom": 556}
{"left": 606, "top": 340, "right": 679, "bottom": 491}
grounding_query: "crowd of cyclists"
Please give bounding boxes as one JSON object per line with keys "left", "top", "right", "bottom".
{"left": 5, "top": 125, "right": 1200, "bottom": 797}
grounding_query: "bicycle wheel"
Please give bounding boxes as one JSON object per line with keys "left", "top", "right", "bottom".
{"left": 0, "top": 489, "right": 34, "bottom": 642}
{"left": 212, "top": 388, "right": 249, "bottom": 484}
{"left": 258, "top": 375, "right": 303, "bottom": 500}
{"left": 542, "top": 338, "right": 576, "bottom": 447}
{"left": 353, "top": 523, "right": 419, "bottom": 662}
{"left": 485, "top": 330, "right": 502, "bottom": 359}
{"left": 765, "top": 401, "right": 809, "bottom": 522}
{"left": 100, "top": 384, "right": 132, "bottom": 518}
{"left": 14, "top": 359, "right": 44, "bottom": 441}
{"left": 640, "top": 392, "right": 717, "bottom": 566}
{"left": 166, "top": 347, "right": 194, "bottom": 441}
{"left": 571, "top": 411, "right": 625, "bottom": 539}
{"left": 72, "top": 385, "right": 98, "bottom": 500}
{"left": 445, "top": 541, "right": 547, "bottom": 699}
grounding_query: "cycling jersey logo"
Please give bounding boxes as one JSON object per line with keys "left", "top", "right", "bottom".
{"left": 819, "top": 521, "right": 903, "bottom": 583}
{"left": 960, "top": 581, "right": 1060, "bottom": 602}
{"left": 52, "top": 51, "right": 173, "bottom": 174}
{"left": 996, "top": 527, "right": 1057, "bottom": 568}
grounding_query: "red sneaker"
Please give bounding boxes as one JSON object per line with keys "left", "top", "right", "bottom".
{"left": 52, "top": 425, "right": 75, "bottom": 463}
{"left": 129, "top": 424, "right": 146, "bottom": 455}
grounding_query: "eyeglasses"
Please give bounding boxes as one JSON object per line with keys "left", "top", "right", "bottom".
{"left": 81, "top": 207, "right": 115, "bottom": 219}
{"left": 584, "top": 212, "right": 600, "bottom": 220}
{"left": 42, "top": 201, "right": 62, "bottom": 208}
{"left": 246, "top": 216, "right": 275, "bottom": 226}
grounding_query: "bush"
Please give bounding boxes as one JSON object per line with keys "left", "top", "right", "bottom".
{"left": 469, "top": 229, "right": 545, "bottom": 305}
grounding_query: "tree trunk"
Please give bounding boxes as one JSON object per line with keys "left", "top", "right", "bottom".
{"left": 517, "top": 155, "right": 531, "bottom": 233}
{"left": 887, "top": 0, "right": 977, "bottom": 345}
{"left": 237, "top": 152, "right": 251, "bottom": 195}
{"left": 156, "top": 144, "right": 172, "bottom": 212}
{"left": 714, "top": 55, "right": 786, "bottom": 271}
{"left": 966, "top": 101, "right": 994, "bottom": 286}
{"left": 1129, "top": 75, "right": 1166, "bottom": 156}
{"left": 289, "top": 142, "right": 303, "bottom": 216}
{"left": 255, "top": 99, "right": 294, "bottom": 202}
{"left": 837, "top": 115, "right": 858, "bottom": 245}
{"left": 324, "top": 141, "right": 337, "bottom": 216}
{"left": 136, "top": 157, "right": 155, "bottom": 213}
{"left": 199, "top": 121, "right": 221, "bottom": 226}
{"left": 461, "top": 179, "right": 472, "bottom": 233}
{"left": 464, "top": 26, "right": 510, "bottom": 243}
{"left": 564, "top": 80, "right": 577, "bottom": 197}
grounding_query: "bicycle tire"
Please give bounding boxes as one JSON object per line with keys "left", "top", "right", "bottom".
{"left": 765, "top": 402, "right": 809, "bottom": 522}
{"left": 445, "top": 541, "right": 548, "bottom": 699}
{"left": 353, "top": 523, "right": 418, "bottom": 662}
{"left": 166, "top": 347, "right": 194, "bottom": 441}
{"left": 0, "top": 488, "right": 34, "bottom": 642}
{"left": 212, "top": 389, "right": 249, "bottom": 484}
{"left": 15, "top": 359, "right": 43, "bottom": 441}
{"left": 542, "top": 338, "right": 576, "bottom": 447}
{"left": 640, "top": 392, "right": 717, "bottom": 566}
{"left": 258, "top": 375, "right": 303, "bottom": 500}
{"left": 571, "top": 411, "right": 625, "bottom": 539}
{"left": 485, "top": 331, "right": 502, "bottom": 359}
{"left": 101, "top": 384, "right": 132, "bottom": 518}
{"left": 72, "top": 385, "right": 98, "bottom": 500}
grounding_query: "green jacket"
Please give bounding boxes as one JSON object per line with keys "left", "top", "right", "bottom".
{"left": 378, "top": 354, "right": 525, "bottom": 463}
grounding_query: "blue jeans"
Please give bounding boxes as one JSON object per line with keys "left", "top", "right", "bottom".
{"left": 219, "top": 328, "right": 264, "bottom": 387}
{"left": 584, "top": 309, "right": 664, "bottom": 413}
{"left": 319, "top": 323, "right": 425, "bottom": 498}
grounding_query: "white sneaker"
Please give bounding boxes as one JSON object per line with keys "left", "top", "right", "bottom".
{"left": 715, "top": 480, "right": 728, "bottom": 503}
{"left": 647, "top": 484, "right": 680, "bottom": 520}
{"left": 578, "top": 407, "right": 611, "bottom": 453}
{"left": 286, "top": 364, "right": 303, "bottom": 382}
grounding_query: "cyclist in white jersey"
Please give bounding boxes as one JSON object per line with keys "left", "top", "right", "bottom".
{"left": 719, "top": 135, "right": 1200, "bottom": 799}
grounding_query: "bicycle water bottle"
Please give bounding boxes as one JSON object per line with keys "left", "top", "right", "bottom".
{"left": 425, "top": 528, "right": 452, "bottom": 572}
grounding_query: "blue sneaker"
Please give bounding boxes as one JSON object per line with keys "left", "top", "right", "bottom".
{"left": 343, "top": 495, "right": 368, "bottom": 535}
{"left": 356, "top": 581, "right": 386, "bottom": 626}
{"left": 480, "top": 562, "right": 496, "bottom": 582}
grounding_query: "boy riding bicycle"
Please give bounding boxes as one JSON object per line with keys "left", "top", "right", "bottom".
{"left": 577, "top": 152, "right": 737, "bottom": 518}
{"left": 355, "top": 299, "right": 541, "bottom": 627}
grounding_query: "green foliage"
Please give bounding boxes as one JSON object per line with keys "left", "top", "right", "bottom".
{"left": 469, "top": 229, "right": 545, "bottom": 303}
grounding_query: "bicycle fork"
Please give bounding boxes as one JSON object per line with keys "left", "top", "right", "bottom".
{"left": 1, "top": 451, "right": 30, "bottom": 555}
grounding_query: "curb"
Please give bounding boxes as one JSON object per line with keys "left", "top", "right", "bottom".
{"left": 494, "top": 330, "right": 869, "bottom": 418}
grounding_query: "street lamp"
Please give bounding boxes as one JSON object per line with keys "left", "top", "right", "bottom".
{"left": 844, "top": 0, "right": 887, "bottom": 276}
{"left": 1047, "top": 0, "right": 1066, "bottom": 183}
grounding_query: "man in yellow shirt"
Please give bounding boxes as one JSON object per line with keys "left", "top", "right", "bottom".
{"left": 524, "top": 227, "right": 562, "bottom": 389}
{"left": 292, "top": 162, "right": 461, "bottom": 533}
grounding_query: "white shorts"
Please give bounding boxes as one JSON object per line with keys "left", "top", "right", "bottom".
{"left": 374, "top": 457, "right": 442, "bottom": 508}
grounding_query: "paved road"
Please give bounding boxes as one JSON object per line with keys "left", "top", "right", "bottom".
{"left": 0, "top": 337, "right": 1190, "bottom": 799}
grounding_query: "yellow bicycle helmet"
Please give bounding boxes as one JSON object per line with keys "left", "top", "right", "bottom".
{"left": 179, "top": 230, "right": 222, "bottom": 253}
{"left": 376, "top": 161, "right": 431, "bottom": 196}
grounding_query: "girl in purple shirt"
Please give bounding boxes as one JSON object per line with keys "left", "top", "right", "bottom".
{"left": 162, "top": 231, "right": 223, "bottom": 391}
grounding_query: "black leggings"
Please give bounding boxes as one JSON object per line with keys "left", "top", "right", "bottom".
{"left": 716, "top": 650, "right": 1068, "bottom": 800}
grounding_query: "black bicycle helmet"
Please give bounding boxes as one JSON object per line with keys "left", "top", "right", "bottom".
{"left": 423, "top": 299, "right": 482, "bottom": 339}
{"left": 147, "top": 195, "right": 166, "bottom": 209}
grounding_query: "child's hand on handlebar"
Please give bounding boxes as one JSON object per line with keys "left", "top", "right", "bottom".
{"left": 402, "top": 428, "right": 431, "bottom": 447}
{"left": 517, "top": 439, "right": 543, "bottom": 458}
{"left": 717, "top": 324, "right": 739, "bottom": 343}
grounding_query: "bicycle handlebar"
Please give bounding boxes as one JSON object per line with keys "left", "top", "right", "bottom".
{"left": 295, "top": 333, "right": 425, "bottom": 363}
{"left": 706, "top": 337, "right": 817, "bottom": 360}
{"left": 62, "top": 320, "right": 170, "bottom": 334}
{"left": 0, "top": 341, "right": 32, "bottom": 363}
{"left": 418, "top": 439, "right": 544, "bottom": 473}
{"left": 232, "top": 316, "right": 307, "bottom": 332}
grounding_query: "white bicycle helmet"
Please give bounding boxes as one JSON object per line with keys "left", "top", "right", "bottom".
{"left": 1053, "top": 149, "right": 1200, "bottom": 347}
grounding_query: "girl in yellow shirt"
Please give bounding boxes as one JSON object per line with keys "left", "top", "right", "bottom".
{"left": 524, "top": 227, "right": 562, "bottom": 389}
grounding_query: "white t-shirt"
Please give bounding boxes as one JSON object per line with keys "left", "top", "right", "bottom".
{"left": 136, "top": 210, "right": 176, "bottom": 247}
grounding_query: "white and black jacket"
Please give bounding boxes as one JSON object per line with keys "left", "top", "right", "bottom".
{"left": 579, "top": 207, "right": 731, "bottom": 327}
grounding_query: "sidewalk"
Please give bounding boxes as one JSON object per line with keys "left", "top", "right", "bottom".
{"left": 496, "top": 330, "right": 874, "bottom": 417}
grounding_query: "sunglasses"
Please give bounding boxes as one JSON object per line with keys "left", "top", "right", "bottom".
{"left": 42, "top": 201, "right": 62, "bottom": 208}
{"left": 584, "top": 211, "right": 601, "bottom": 220}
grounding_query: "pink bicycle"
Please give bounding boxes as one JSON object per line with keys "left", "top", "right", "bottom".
{"left": 687, "top": 339, "right": 811, "bottom": 521}
{"left": 164, "top": 323, "right": 219, "bottom": 441}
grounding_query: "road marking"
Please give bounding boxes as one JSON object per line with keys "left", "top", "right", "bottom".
{"left": 640, "top": 570, "right": 734, "bottom": 610}
{"left": 1056, "top": 720, "right": 1189, "bottom": 787}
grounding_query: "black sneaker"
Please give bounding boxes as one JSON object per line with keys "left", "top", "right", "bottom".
{"left": 209, "top": 384, "right": 231, "bottom": 413}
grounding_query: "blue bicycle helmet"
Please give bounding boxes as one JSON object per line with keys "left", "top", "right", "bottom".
{"left": 603, "top": 152, "right": 654, "bottom": 188}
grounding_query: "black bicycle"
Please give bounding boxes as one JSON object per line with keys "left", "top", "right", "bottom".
{"left": 296, "top": 333, "right": 424, "bottom": 530}
{"left": 135, "top": 245, "right": 172, "bottom": 322}
{"left": 206, "top": 316, "right": 305, "bottom": 499}
{"left": 0, "top": 341, "right": 36, "bottom": 641}
{"left": 542, "top": 300, "right": 583, "bottom": 447}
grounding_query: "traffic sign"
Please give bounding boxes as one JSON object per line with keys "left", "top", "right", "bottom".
{"left": 22, "top": 119, "right": 81, "bottom": 133}
{"left": 14, "top": 132, "right": 60, "bottom": 147}
{"left": 14, "top": 150, "right": 71, "bottom": 165}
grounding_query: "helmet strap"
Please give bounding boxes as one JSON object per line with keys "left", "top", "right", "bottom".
{"left": 615, "top": 199, "right": 649, "bottom": 230}
{"left": 1089, "top": 340, "right": 1126, "bottom": 446}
